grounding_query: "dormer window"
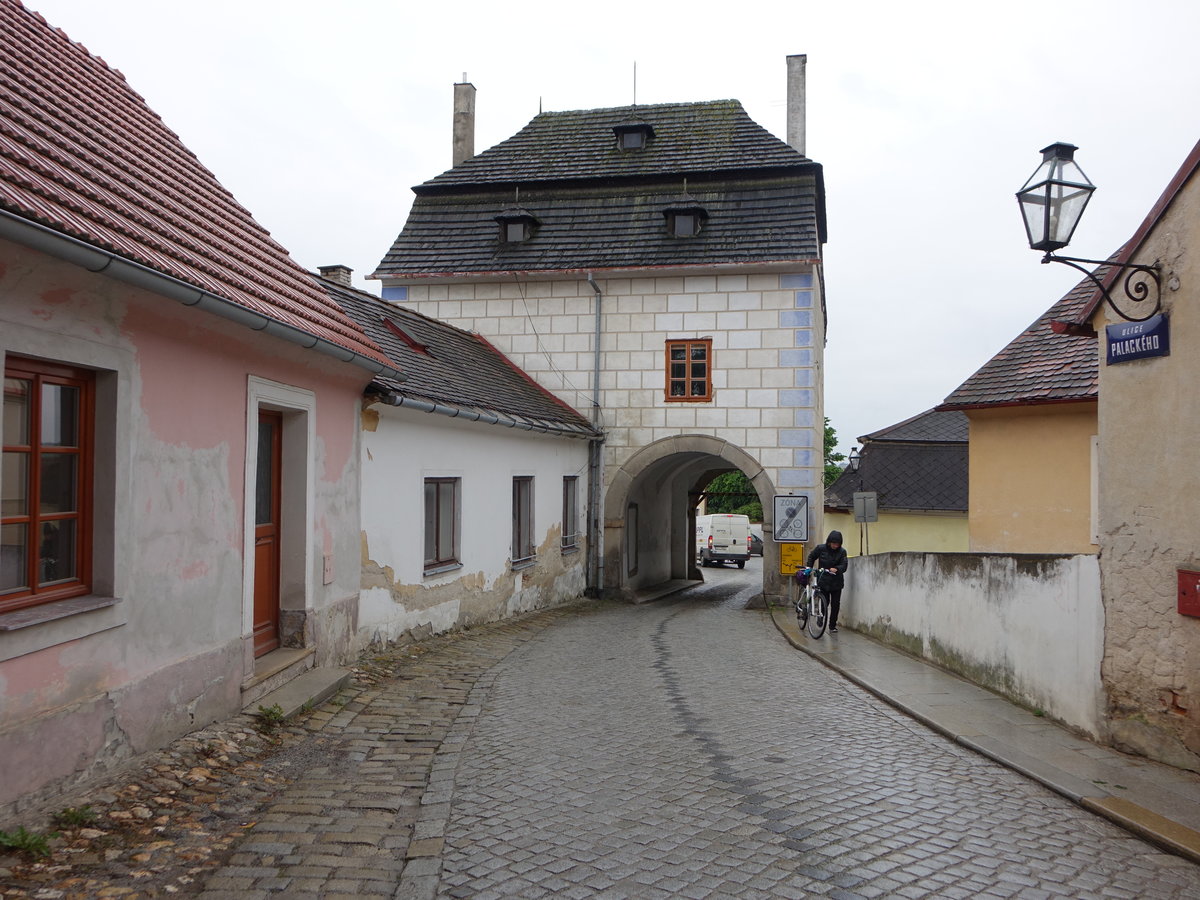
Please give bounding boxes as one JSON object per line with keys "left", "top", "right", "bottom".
{"left": 613, "top": 121, "right": 654, "bottom": 151}
{"left": 663, "top": 199, "right": 708, "bottom": 238}
{"left": 494, "top": 207, "right": 538, "bottom": 244}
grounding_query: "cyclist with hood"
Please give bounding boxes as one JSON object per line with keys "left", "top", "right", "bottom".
{"left": 801, "top": 530, "right": 849, "bottom": 633}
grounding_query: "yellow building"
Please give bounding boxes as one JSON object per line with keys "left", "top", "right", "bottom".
{"left": 939, "top": 275, "right": 1101, "bottom": 555}
{"left": 825, "top": 409, "right": 968, "bottom": 557}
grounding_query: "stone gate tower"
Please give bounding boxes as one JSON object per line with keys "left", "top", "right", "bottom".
{"left": 372, "top": 58, "right": 827, "bottom": 603}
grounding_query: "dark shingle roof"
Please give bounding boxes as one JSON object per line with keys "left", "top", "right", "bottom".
{"left": 0, "top": 0, "right": 385, "bottom": 365}
{"left": 374, "top": 178, "right": 821, "bottom": 276}
{"left": 420, "top": 101, "right": 811, "bottom": 189}
{"left": 827, "top": 408, "right": 967, "bottom": 513}
{"left": 860, "top": 408, "right": 968, "bottom": 443}
{"left": 372, "top": 100, "right": 824, "bottom": 279}
{"left": 322, "top": 276, "right": 597, "bottom": 437}
{"left": 939, "top": 269, "right": 1105, "bottom": 409}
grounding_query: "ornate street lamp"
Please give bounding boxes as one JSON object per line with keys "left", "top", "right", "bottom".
{"left": 846, "top": 447, "right": 861, "bottom": 474}
{"left": 1017, "top": 143, "right": 1161, "bottom": 322}
{"left": 1017, "top": 142, "right": 1095, "bottom": 252}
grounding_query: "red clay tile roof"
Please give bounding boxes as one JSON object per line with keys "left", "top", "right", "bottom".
{"left": 0, "top": 0, "right": 386, "bottom": 365}
{"left": 939, "top": 269, "right": 1105, "bottom": 410}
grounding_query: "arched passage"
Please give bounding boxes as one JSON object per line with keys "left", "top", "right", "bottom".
{"left": 601, "top": 434, "right": 790, "bottom": 606}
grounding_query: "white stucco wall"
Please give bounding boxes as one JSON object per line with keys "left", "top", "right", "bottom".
{"left": 358, "top": 404, "right": 591, "bottom": 645}
{"left": 844, "top": 552, "right": 1105, "bottom": 737}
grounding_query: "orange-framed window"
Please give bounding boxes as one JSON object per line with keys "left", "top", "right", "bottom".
{"left": 665, "top": 339, "right": 713, "bottom": 402}
{"left": 1, "top": 357, "right": 94, "bottom": 613}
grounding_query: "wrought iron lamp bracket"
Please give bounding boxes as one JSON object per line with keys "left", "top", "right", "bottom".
{"left": 1041, "top": 252, "right": 1162, "bottom": 322}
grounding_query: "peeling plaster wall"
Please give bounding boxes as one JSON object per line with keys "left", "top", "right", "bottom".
{"left": 844, "top": 552, "right": 1104, "bottom": 737}
{"left": 358, "top": 404, "right": 590, "bottom": 646}
{"left": 1092, "top": 166, "right": 1200, "bottom": 771}
{"left": 0, "top": 241, "right": 370, "bottom": 815}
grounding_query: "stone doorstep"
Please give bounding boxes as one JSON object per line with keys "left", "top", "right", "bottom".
{"left": 245, "top": 666, "right": 353, "bottom": 720}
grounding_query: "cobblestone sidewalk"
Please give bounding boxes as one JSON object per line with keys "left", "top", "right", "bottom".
{"left": 0, "top": 603, "right": 583, "bottom": 899}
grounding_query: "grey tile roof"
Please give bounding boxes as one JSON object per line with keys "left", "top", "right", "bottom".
{"left": 860, "top": 408, "right": 968, "bottom": 443}
{"left": 420, "top": 101, "right": 812, "bottom": 188}
{"left": 372, "top": 101, "right": 824, "bottom": 279}
{"left": 939, "top": 269, "right": 1105, "bottom": 409}
{"left": 322, "top": 276, "right": 597, "bottom": 438}
{"left": 827, "top": 408, "right": 967, "bottom": 513}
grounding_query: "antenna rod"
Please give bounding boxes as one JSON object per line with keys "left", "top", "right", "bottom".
{"left": 633, "top": 61, "right": 637, "bottom": 107}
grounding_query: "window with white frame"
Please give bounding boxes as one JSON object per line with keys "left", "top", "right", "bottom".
{"left": 424, "top": 477, "right": 460, "bottom": 571}
{"left": 561, "top": 476, "right": 579, "bottom": 551}
{"left": 512, "top": 476, "right": 534, "bottom": 564}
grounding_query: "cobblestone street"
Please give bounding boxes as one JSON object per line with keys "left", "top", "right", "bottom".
{"left": 5, "top": 567, "right": 1200, "bottom": 898}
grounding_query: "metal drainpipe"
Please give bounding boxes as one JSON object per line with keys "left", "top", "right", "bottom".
{"left": 586, "top": 273, "right": 605, "bottom": 597}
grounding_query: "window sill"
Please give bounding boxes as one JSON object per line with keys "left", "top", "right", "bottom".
{"left": 423, "top": 562, "right": 463, "bottom": 578}
{"left": 0, "top": 594, "right": 126, "bottom": 662}
{"left": 0, "top": 595, "right": 120, "bottom": 631}
{"left": 560, "top": 545, "right": 580, "bottom": 556}
{"left": 511, "top": 557, "right": 537, "bottom": 572}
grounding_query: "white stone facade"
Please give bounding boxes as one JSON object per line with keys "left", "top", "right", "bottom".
{"left": 389, "top": 265, "right": 824, "bottom": 601}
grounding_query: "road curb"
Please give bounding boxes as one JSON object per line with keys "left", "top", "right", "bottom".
{"left": 767, "top": 606, "right": 1200, "bottom": 866}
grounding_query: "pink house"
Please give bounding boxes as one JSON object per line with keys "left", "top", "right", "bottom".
{"left": 0, "top": 0, "right": 397, "bottom": 814}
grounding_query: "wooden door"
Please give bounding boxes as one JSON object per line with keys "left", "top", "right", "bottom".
{"left": 253, "top": 410, "right": 282, "bottom": 656}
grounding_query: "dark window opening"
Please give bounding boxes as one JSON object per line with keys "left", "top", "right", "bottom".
{"left": 512, "top": 476, "right": 534, "bottom": 564}
{"left": 424, "top": 478, "right": 460, "bottom": 570}
{"left": 562, "top": 476, "right": 579, "bottom": 550}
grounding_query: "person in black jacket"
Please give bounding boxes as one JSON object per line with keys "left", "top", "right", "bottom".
{"left": 803, "top": 530, "right": 849, "bottom": 633}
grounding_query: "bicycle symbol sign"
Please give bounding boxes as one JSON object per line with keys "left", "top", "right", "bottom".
{"left": 772, "top": 495, "right": 809, "bottom": 542}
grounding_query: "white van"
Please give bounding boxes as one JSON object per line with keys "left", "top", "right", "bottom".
{"left": 696, "top": 514, "right": 752, "bottom": 568}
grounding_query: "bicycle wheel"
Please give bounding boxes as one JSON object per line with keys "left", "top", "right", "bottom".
{"left": 806, "top": 590, "right": 828, "bottom": 639}
{"left": 794, "top": 583, "right": 808, "bottom": 630}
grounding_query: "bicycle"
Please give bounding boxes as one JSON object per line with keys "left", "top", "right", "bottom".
{"left": 793, "top": 567, "right": 830, "bottom": 639}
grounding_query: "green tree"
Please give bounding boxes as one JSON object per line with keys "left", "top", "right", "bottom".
{"left": 825, "top": 417, "right": 847, "bottom": 487}
{"left": 702, "top": 471, "right": 763, "bottom": 521}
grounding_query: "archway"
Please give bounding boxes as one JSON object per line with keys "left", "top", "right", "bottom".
{"left": 601, "top": 434, "right": 790, "bottom": 607}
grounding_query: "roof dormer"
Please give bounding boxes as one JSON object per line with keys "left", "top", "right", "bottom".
{"left": 613, "top": 119, "right": 655, "bottom": 151}
{"left": 494, "top": 206, "right": 539, "bottom": 243}
{"left": 662, "top": 191, "right": 708, "bottom": 238}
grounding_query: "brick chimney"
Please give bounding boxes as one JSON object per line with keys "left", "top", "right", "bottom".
{"left": 786, "top": 54, "right": 806, "bottom": 156}
{"left": 318, "top": 264, "right": 353, "bottom": 287}
{"left": 453, "top": 79, "right": 476, "bottom": 167}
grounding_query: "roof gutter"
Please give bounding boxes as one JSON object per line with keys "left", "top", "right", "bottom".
{"left": 0, "top": 208, "right": 405, "bottom": 383}
{"left": 373, "top": 389, "right": 598, "bottom": 440}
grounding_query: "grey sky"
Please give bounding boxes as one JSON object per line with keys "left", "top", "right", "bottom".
{"left": 24, "top": 0, "right": 1200, "bottom": 453}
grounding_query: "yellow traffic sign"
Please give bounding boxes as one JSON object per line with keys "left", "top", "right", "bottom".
{"left": 780, "top": 543, "right": 806, "bottom": 576}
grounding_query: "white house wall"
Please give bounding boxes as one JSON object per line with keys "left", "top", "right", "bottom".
{"left": 358, "top": 404, "right": 590, "bottom": 645}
